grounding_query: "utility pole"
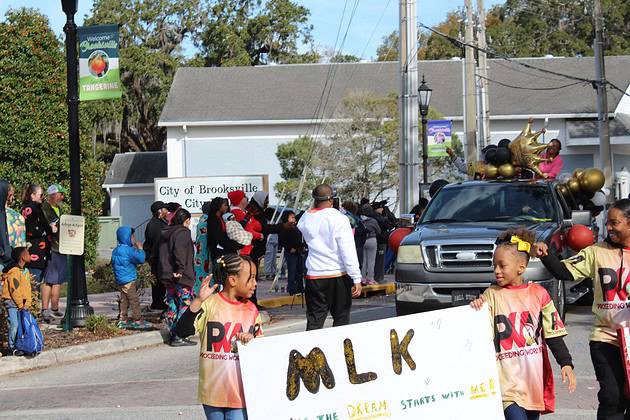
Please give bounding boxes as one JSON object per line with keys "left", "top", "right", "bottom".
{"left": 399, "top": 0, "right": 419, "bottom": 212}
{"left": 594, "top": 0, "right": 612, "bottom": 189}
{"left": 463, "top": 0, "right": 478, "bottom": 161}
{"left": 476, "top": 0, "right": 491, "bottom": 150}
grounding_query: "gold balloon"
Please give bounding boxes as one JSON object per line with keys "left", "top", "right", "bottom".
{"left": 567, "top": 177, "right": 581, "bottom": 193}
{"left": 573, "top": 168, "right": 584, "bottom": 179}
{"left": 508, "top": 120, "right": 549, "bottom": 177}
{"left": 557, "top": 184, "right": 571, "bottom": 198}
{"left": 498, "top": 163, "right": 516, "bottom": 178}
{"left": 485, "top": 164, "right": 499, "bottom": 179}
{"left": 579, "top": 168, "right": 605, "bottom": 193}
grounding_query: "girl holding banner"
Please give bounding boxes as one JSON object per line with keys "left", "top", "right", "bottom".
{"left": 471, "top": 228, "right": 576, "bottom": 420}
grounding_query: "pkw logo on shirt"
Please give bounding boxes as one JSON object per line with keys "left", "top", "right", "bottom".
{"left": 494, "top": 312, "right": 542, "bottom": 352}
{"left": 206, "top": 322, "right": 257, "bottom": 353}
{"left": 599, "top": 267, "right": 630, "bottom": 302}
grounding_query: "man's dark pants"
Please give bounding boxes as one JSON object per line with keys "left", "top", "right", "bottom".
{"left": 151, "top": 277, "right": 167, "bottom": 310}
{"left": 305, "top": 275, "right": 353, "bottom": 330}
{"left": 590, "top": 341, "right": 630, "bottom": 420}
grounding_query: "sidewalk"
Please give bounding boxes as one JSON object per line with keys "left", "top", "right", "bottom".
{"left": 0, "top": 274, "right": 395, "bottom": 376}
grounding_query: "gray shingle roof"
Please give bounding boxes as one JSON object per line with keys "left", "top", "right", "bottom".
{"left": 103, "top": 152, "right": 167, "bottom": 186}
{"left": 159, "top": 56, "right": 630, "bottom": 124}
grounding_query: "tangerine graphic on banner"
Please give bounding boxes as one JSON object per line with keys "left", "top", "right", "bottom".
{"left": 77, "top": 25, "right": 122, "bottom": 101}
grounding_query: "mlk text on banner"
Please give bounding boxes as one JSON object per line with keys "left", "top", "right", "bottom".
{"left": 239, "top": 306, "right": 503, "bottom": 420}
{"left": 155, "top": 175, "right": 268, "bottom": 214}
{"left": 78, "top": 24, "right": 122, "bottom": 101}
{"left": 428, "top": 120, "right": 452, "bottom": 158}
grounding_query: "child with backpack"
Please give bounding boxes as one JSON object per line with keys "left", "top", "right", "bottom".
{"left": 111, "top": 226, "right": 151, "bottom": 330}
{"left": 175, "top": 253, "right": 263, "bottom": 420}
{"left": 2, "top": 246, "right": 33, "bottom": 356}
{"left": 470, "top": 228, "right": 576, "bottom": 419}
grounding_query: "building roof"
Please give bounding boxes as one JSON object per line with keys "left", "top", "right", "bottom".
{"left": 103, "top": 152, "right": 167, "bottom": 186}
{"left": 159, "top": 56, "right": 630, "bottom": 125}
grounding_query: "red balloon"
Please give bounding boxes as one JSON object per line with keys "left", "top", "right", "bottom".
{"left": 567, "top": 224, "right": 595, "bottom": 252}
{"left": 389, "top": 227, "right": 413, "bottom": 253}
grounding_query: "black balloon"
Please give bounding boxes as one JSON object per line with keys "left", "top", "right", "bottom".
{"left": 495, "top": 147, "right": 511, "bottom": 165}
{"left": 485, "top": 148, "right": 497, "bottom": 165}
{"left": 498, "top": 138, "right": 511, "bottom": 148}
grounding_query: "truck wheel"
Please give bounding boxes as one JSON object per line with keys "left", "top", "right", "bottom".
{"left": 550, "top": 278, "right": 566, "bottom": 322}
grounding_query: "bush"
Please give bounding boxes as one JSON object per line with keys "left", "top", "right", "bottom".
{"left": 84, "top": 314, "right": 120, "bottom": 335}
{"left": 0, "top": 10, "right": 105, "bottom": 267}
{"left": 88, "top": 262, "right": 154, "bottom": 295}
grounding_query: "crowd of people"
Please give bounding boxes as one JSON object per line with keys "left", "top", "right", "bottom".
{"left": 9, "top": 164, "right": 630, "bottom": 420}
{"left": 0, "top": 182, "right": 69, "bottom": 356}
{"left": 136, "top": 186, "right": 403, "bottom": 345}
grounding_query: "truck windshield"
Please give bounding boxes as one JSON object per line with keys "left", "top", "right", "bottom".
{"left": 421, "top": 183, "right": 557, "bottom": 224}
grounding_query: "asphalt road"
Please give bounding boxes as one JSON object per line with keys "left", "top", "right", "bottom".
{"left": 0, "top": 296, "right": 600, "bottom": 419}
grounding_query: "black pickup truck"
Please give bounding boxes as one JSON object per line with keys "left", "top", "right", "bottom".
{"left": 395, "top": 179, "right": 594, "bottom": 319}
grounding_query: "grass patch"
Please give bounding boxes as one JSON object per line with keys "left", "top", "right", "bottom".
{"left": 84, "top": 314, "right": 121, "bottom": 336}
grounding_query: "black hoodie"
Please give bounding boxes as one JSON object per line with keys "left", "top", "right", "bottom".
{"left": 0, "top": 181, "right": 12, "bottom": 266}
{"left": 157, "top": 224, "right": 195, "bottom": 288}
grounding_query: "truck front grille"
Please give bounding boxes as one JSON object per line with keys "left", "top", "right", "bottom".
{"left": 423, "top": 243, "right": 495, "bottom": 272}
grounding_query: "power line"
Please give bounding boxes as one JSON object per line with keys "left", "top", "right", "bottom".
{"left": 290, "top": 0, "right": 362, "bottom": 209}
{"left": 417, "top": 20, "right": 630, "bottom": 98}
{"left": 418, "top": 21, "right": 595, "bottom": 84}
{"left": 313, "top": 0, "right": 393, "bottom": 138}
{"left": 477, "top": 74, "right": 586, "bottom": 91}
{"left": 492, "top": 59, "right": 570, "bottom": 83}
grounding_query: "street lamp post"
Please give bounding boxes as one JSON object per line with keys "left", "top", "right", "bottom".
{"left": 418, "top": 75, "right": 432, "bottom": 184}
{"left": 62, "top": 0, "right": 94, "bottom": 328}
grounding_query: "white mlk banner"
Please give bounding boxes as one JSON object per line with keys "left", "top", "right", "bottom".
{"left": 239, "top": 305, "right": 503, "bottom": 420}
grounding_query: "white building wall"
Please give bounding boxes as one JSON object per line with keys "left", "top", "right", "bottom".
{"left": 166, "top": 123, "right": 322, "bottom": 205}
{"left": 164, "top": 116, "right": 630, "bottom": 208}
{"left": 108, "top": 185, "right": 154, "bottom": 220}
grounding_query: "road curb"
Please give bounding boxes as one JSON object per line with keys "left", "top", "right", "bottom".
{"left": 258, "top": 282, "right": 395, "bottom": 309}
{"left": 0, "top": 329, "right": 167, "bottom": 377}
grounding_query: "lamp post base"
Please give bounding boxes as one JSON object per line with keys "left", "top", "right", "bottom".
{"left": 66, "top": 300, "right": 94, "bottom": 327}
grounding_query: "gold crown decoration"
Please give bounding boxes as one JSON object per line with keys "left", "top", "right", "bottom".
{"left": 508, "top": 119, "right": 550, "bottom": 177}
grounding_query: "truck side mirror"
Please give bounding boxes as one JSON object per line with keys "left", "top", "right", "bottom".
{"left": 570, "top": 210, "right": 593, "bottom": 227}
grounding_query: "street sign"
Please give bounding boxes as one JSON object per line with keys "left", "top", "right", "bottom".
{"left": 154, "top": 175, "right": 268, "bottom": 213}
{"left": 239, "top": 305, "right": 503, "bottom": 420}
{"left": 59, "top": 215, "right": 85, "bottom": 256}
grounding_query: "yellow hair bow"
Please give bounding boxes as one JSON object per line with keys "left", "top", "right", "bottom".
{"left": 510, "top": 236, "right": 531, "bottom": 254}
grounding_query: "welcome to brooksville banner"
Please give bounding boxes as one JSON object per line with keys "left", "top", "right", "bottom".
{"left": 77, "top": 24, "right": 122, "bottom": 101}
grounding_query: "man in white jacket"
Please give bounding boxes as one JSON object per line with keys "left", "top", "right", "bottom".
{"left": 298, "top": 184, "right": 362, "bottom": 330}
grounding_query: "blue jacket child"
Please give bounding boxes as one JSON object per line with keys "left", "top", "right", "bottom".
{"left": 111, "top": 226, "right": 150, "bottom": 329}
{"left": 111, "top": 226, "right": 145, "bottom": 286}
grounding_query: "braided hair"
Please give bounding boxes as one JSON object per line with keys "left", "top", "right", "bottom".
{"left": 495, "top": 228, "right": 536, "bottom": 263}
{"left": 215, "top": 253, "right": 256, "bottom": 285}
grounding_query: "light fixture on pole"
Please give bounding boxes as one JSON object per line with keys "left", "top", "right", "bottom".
{"left": 418, "top": 75, "right": 432, "bottom": 184}
{"left": 62, "top": 0, "right": 94, "bottom": 328}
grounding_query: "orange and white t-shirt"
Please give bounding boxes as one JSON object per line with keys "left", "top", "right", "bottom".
{"left": 482, "top": 283, "right": 566, "bottom": 411}
{"left": 563, "top": 242, "right": 630, "bottom": 345}
{"left": 194, "top": 293, "right": 263, "bottom": 408}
